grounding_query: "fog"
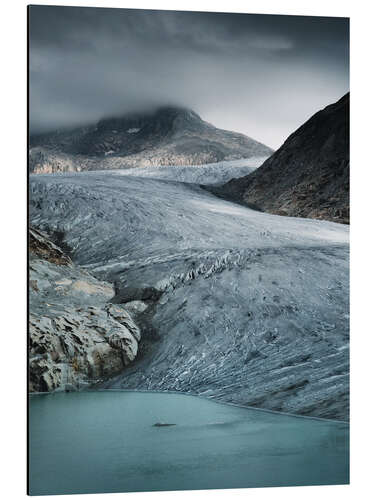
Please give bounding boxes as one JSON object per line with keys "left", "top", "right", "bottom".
{"left": 29, "top": 6, "right": 349, "bottom": 148}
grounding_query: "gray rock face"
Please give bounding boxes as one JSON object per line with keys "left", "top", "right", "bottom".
{"left": 212, "top": 94, "right": 349, "bottom": 224}
{"left": 29, "top": 228, "right": 141, "bottom": 392}
{"left": 29, "top": 106, "right": 273, "bottom": 174}
{"left": 29, "top": 167, "right": 349, "bottom": 420}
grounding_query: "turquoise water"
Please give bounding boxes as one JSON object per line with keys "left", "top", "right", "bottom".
{"left": 28, "top": 391, "right": 349, "bottom": 495}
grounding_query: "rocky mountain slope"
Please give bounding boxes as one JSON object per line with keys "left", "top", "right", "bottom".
{"left": 29, "top": 169, "right": 349, "bottom": 419}
{"left": 29, "top": 106, "right": 273, "bottom": 174}
{"left": 29, "top": 227, "right": 141, "bottom": 392}
{"left": 213, "top": 94, "right": 349, "bottom": 224}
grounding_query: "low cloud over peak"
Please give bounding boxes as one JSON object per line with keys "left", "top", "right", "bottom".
{"left": 29, "top": 6, "right": 349, "bottom": 149}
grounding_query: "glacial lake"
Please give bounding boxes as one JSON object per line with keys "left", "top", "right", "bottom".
{"left": 28, "top": 391, "right": 349, "bottom": 495}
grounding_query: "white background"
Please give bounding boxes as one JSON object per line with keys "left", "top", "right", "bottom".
{"left": 0, "top": 0, "right": 374, "bottom": 499}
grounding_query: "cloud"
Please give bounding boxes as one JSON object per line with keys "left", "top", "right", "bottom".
{"left": 28, "top": 6, "right": 349, "bottom": 148}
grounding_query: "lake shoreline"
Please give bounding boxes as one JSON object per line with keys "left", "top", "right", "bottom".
{"left": 28, "top": 388, "right": 349, "bottom": 425}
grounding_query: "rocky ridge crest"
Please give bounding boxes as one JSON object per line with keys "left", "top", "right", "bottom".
{"left": 212, "top": 94, "right": 349, "bottom": 224}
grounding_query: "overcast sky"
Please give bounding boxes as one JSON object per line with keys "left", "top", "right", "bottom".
{"left": 29, "top": 6, "right": 349, "bottom": 149}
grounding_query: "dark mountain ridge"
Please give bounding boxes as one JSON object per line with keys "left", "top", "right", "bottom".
{"left": 29, "top": 106, "right": 273, "bottom": 173}
{"left": 212, "top": 94, "right": 349, "bottom": 224}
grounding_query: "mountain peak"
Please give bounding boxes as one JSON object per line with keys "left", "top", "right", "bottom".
{"left": 154, "top": 105, "right": 200, "bottom": 116}
{"left": 96, "top": 105, "right": 203, "bottom": 133}
{"left": 29, "top": 106, "right": 273, "bottom": 173}
{"left": 214, "top": 94, "right": 349, "bottom": 224}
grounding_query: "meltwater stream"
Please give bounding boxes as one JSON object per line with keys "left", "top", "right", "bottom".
{"left": 28, "top": 391, "right": 349, "bottom": 495}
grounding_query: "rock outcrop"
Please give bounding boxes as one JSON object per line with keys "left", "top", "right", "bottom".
{"left": 29, "top": 227, "right": 141, "bottom": 392}
{"left": 29, "top": 106, "right": 273, "bottom": 173}
{"left": 212, "top": 94, "right": 349, "bottom": 224}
